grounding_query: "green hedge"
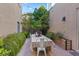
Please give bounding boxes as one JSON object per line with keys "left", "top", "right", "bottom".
{"left": 0, "top": 37, "right": 4, "bottom": 48}
{"left": 0, "top": 48, "right": 11, "bottom": 56}
{"left": 3, "top": 32, "right": 29, "bottom": 56}
{"left": 0, "top": 37, "right": 11, "bottom": 56}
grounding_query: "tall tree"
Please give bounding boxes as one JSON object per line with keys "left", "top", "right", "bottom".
{"left": 21, "top": 13, "right": 32, "bottom": 32}
{"left": 31, "top": 6, "right": 49, "bottom": 35}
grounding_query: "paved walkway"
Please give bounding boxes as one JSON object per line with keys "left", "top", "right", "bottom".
{"left": 69, "top": 50, "right": 79, "bottom": 56}
{"left": 17, "top": 38, "right": 32, "bottom": 56}
{"left": 52, "top": 45, "right": 72, "bottom": 56}
{"left": 17, "top": 38, "right": 72, "bottom": 56}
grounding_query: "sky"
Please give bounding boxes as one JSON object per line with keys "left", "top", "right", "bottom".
{"left": 21, "top": 3, "right": 48, "bottom": 14}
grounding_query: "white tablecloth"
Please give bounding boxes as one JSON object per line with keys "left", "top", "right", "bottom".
{"left": 31, "top": 34, "right": 55, "bottom": 48}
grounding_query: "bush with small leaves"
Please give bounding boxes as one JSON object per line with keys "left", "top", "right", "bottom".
{"left": 0, "top": 37, "right": 4, "bottom": 48}
{"left": 0, "top": 48, "right": 11, "bottom": 56}
{"left": 3, "top": 32, "right": 29, "bottom": 56}
{"left": 46, "top": 32, "right": 59, "bottom": 41}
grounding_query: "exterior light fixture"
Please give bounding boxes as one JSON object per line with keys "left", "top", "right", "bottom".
{"left": 62, "top": 16, "right": 66, "bottom": 22}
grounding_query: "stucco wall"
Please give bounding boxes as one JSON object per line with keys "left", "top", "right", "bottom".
{"left": 49, "top": 3, "right": 79, "bottom": 50}
{"left": 0, "top": 3, "right": 21, "bottom": 37}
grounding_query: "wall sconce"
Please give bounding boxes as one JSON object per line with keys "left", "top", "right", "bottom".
{"left": 62, "top": 16, "right": 66, "bottom": 22}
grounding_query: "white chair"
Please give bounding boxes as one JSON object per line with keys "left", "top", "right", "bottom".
{"left": 35, "top": 32, "right": 38, "bottom": 37}
{"left": 30, "top": 33, "right": 35, "bottom": 52}
{"left": 37, "top": 38, "right": 46, "bottom": 56}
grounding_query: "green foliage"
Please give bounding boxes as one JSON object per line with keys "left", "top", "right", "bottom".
{"left": 56, "top": 32, "right": 64, "bottom": 39}
{"left": 21, "top": 13, "right": 32, "bottom": 32}
{"left": 0, "top": 37, "right": 4, "bottom": 47}
{"left": 23, "top": 32, "right": 29, "bottom": 38}
{"left": 31, "top": 6, "right": 49, "bottom": 34}
{"left": 3, "top": 32, "right": 28, "bottom": 56}
{"left": 21, "top": 6, "right": 49, "bottom": 35}
{"left": 33, "top": 6, "right": 48, "bottom": 19}
{"left": 46, "top": 32, "right": 59, "bottom": 41}
{"left": 31, "top": 20, "right": 42, "bottom": 30}
{"left": 0, "top": 37, "right": 11, "bottom": 56}
{"left": 0, "top": 48, "right": 11, "bottom": 56}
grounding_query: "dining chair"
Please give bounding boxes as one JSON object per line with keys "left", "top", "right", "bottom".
{"left": 30, "top": 33, "right": 35, "bottom": 52}
{"left": 37, "top": 38, "right": 46, "bottom": 56}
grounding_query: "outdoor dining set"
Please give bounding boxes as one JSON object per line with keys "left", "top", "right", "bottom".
{"left": 30, "top": 32, "right": 55, "bottom": 56}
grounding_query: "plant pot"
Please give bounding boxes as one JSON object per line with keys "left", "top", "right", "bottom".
{"left": 54, "top": 39, "right": 65, "bottom": 49}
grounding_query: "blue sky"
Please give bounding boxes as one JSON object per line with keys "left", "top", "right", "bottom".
{"left": 21, "top": 3, "right": 48, "bottom": 14}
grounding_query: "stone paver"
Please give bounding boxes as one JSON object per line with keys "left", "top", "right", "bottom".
{"left": 17, "top": 38, "right": 72, "bottom": 56}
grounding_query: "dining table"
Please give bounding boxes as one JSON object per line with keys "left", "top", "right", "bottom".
{"left": 30, "top": 34, "right": 55, "bottom": 55}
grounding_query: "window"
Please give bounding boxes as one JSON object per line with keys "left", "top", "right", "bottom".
{"left": 17, "top": 21, "right": 20, "bottom": 32}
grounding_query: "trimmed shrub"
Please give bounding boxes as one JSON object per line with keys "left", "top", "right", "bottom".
{"left": 0, "top": 37, "right": 4, "bottom": 48}
{"left": 23, "top": 32, "right": 29, "bottom": 38}
{"left": 46, "top": 32, "right": 59, "bottom": 41}
{"left": 0, "top": 37, "right": 11, "bottom": 56}
{"left": 0, "top": 48, "right": 11, "bottom": 56}
{"left": 3, "top": 32, "right": 29, "bottom": 56}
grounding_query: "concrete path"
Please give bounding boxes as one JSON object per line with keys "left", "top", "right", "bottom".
{"left": 52, "top": 44, "right": 72, "bottom": 56}
{"left": 69, "top": 50, "right": 79, "bottom": 56}
{"left": 17, "top": 38, "right": 72, "bottom": 56}
{"left": 17, "top": 38, "right": 32, "bottom": 56}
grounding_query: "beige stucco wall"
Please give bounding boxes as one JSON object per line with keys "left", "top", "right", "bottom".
{"left": 49, "top": 3, "right": 79, "bottom": 50}
{"left": 0, "top": 3, "right": 21, "bottom": 37}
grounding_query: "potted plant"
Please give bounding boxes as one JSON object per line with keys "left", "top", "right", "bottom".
{"left": 46, "top": 32, "right": 59, "bottom": 41}
{"left": 55, "top": 32, "right": 66, "bottom": 49}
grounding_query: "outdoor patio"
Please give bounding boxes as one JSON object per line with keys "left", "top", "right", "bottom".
{"left": 17, "top": 36, "right": 72, "bottom": 56}
{"left": 17, "top": 3, "right": 76, "bottom": 56}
